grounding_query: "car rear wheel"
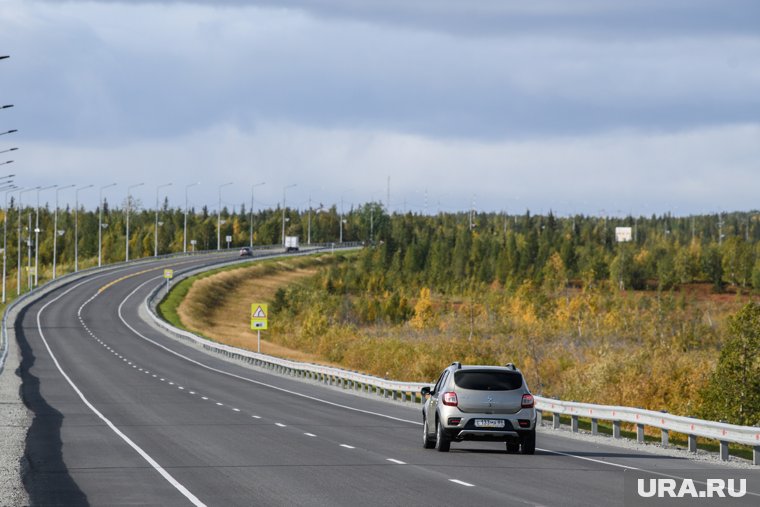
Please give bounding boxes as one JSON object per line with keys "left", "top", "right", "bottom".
{"left": 520, "top": 429, "right": 536, "bottom": 455}
{"left": 422, "top": 418, "right": 435, "bottom": 449}
{"left": 506, "top": 441, "right": 520, "bottom": 454}
{"left": 435, "top": 419, "right": 450, "bottom": 452}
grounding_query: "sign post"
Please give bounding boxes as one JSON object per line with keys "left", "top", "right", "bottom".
{"left": 163, "top": 268, "right": 174, "bottom": 293}
{"left": 250, "top": 303, "right": 268, "bottom": 353}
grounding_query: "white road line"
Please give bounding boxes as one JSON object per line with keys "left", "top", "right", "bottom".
{"left": 303, "top": 433, "right": 317, "bottom": 437}
{"left": 339, "top": 444, "right": 355, "bottom": 449}
{"left": 386, "top": 458, "right": 406, "bottom": 465}
{"left": 449, "top": 479, "right": 475, "bottom": 487}
{"left": 232, "top": 408, "right": 240, "bottom": 412}
{"left": 118, "top": 277, "right": 422, "bottom": 427}
{"left": 201, "top": 397, "right": 208, "bottom": 400}
{"left": 216, "top": 402, "right": 223, "bottom": 406}
{"left": 275, "top": 423, "right": 287, "bottom": 428}
{"left": 252, "top": 415, "right": 261, "bottom": 419}
{"left": 37, "top": 277, "right": 206, "bottom": 507}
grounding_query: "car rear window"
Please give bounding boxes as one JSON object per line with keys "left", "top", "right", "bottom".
{"left": 454, "top": 370, "right": 523, "bottom": 391}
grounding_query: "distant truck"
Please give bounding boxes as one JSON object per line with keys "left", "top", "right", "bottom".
{"left": 285, "top": 236, "right": 300, "bottom": 252}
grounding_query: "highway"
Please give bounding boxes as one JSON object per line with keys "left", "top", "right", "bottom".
{"left": 15, "top": 253, "right": 759, "bottom": 506}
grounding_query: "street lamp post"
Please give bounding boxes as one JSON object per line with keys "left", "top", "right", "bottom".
{"left": 18, "top": 187, "right": 36, "bottom": 294}
{"left": 281, "top": 184, "right": 297, "bottom": 246}
{"left": 125, "top": 183, "right": 144, "bottom": 262}
{"left": 2, "top": 185, "right": 17, "bottom": 303}
{"left": 154, "top": 182, "right": 172, "bottom": 257}
{"left": 35, "top": 185, "right": 56, "bottom": 287}
{"left": 98, "top": 183, "right": 117, "bottom": 267}
{"left": 249, "top": 182, "right": 265, "bottom": 248}
{"left": 217, "top": 182, "right": 233, "bottom": 250}
{"left": 184, "top": 182, "right": 200, "bottom": 254}
{"left": 53, "top": 184, "right": 75, "bottom": 279}
{"left": 74, "top": 184, "right": 93, "bottom": 272}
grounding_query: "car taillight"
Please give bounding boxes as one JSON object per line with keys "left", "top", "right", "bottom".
{"left": 521, "top": 394, "right": 534, "bottom": 408}
{"left": 442, "top": 392, "right": 458, "bottom": 406}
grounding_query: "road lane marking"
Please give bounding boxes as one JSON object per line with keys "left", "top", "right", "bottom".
{"left": 339, "top": 444, "right": 355, "bottom": 449}
{"left": 252, "top": 416, "right": 261, "bottom": 419}
{"left": 275, "top": 423, "right": 287, "bottom": 427}
{"left": 232, "top": 408, "right": 240, "bottom": 412}
{"left": 37, "top": 278, "right": 206, "bottom": 507}
{"left": 386, "top": 459, "right": 406, "bottom": 465}
{"left": 119, "top": 277, "right": 422, "bottom": 427}
{"left": 449, "top": 480, "right": 475, "bottom": 487}
{"left": 304, "top": 433, "right": 317, "bottom": 437}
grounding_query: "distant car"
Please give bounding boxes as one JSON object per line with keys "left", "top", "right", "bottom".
{"left": 239, "top": 247, "right": 253, "bottom": 257}
{"left": 421, "top": 362, "right": 536, "bottom": 454}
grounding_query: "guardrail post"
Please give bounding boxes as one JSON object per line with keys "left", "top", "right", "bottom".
{"left": 720, "top": 441, "right": 729, "bottom": 461}
{"left": 392, "top": 390, "right": 397, "bottom": 401}
{"left": 536, "top": 410, "right": 543, "bottom": 427}
{"left": 636, "top": 424, "right": 645, "bottom": 444}
{"left": 688, "top": 434, "right": 697, "bottom": 453}
{"left": 571, "top": 415, "right": 579, "bottom": 433}
{"left": 552, "top": 412, "right": 560, "bottom": 429}
{"left": 591, "top": 418, "right": 598, "bottom": 435}
{"left": 661, "top": 428, "right": 669, "bottom": 447}
{"left": 754, "top": 446, "right": 759, "bottom": 466}
{"left": 401, "top": 391, "right": 407, "bottom": 402}
{"left": 613, "top": 421, "right": 621, "bottom": 439}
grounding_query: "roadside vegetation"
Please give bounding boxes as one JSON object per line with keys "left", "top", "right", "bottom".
{"left": 159, "top": 207, "right": 760, "bottom": 427}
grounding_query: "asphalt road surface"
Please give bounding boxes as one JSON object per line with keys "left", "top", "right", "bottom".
{"left": 14, "top": 253, "right": 760, "bottom": 506}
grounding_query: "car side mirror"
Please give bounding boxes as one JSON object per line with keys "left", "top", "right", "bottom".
{"left": 421, "top": 386, "right": 431, "bottom": 397}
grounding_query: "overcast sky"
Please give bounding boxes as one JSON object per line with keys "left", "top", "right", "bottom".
{"left": 1, "top": 0, "right": 759, "bottom": 216}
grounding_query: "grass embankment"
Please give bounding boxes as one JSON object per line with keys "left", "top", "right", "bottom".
{"left": 158, "top": 254, "right": 348, "bottom": 364}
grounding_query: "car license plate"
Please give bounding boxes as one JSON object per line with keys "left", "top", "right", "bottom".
{"left": 474, "top": 419, "right": 505, "bottom": 428}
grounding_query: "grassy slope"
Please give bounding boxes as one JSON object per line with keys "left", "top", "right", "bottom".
{"left": 158, "top": 254, "right": 348, "bottom": 364}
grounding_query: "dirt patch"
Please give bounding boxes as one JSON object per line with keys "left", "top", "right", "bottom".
{"left": 177, "top": 262, "right": 339, "bottom": 365}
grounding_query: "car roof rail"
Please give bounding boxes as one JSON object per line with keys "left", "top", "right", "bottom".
{"left": 450, "top": 361, "right": 462, "bottom": 370}
{"left": 505, "top": 363, "right": 517, "bottom": 371}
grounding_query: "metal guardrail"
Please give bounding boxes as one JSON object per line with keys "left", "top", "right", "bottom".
{"left": 144, "top": 248, "right": 430, "bottom": 404}
{"left": 143, "top": 254, "right": 760, "bottom": 465}
{"left": 535, "top": 398, "right": 760, "bottom": 465}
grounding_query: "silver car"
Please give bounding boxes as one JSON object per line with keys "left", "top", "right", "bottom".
{"left": 421, "top": 362, "right": 536, "bottom": 453}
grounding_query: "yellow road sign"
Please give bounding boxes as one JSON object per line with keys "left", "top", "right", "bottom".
{"left": 163, "top": 269, "right": 174, "bottom": 279}
{"left": 251, "top": 303, "right": 268, "bottom": 330}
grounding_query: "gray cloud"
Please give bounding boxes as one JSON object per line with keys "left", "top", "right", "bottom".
{"left": 43, "top": 0, "right": 760, "bottom": 39}
{"left": 6, "top": 2, "right": 760, "bottom": 146}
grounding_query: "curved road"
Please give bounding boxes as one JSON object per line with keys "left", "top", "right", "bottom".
{"left": 15, "top": 253, "right": 759, "bottom": 506}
